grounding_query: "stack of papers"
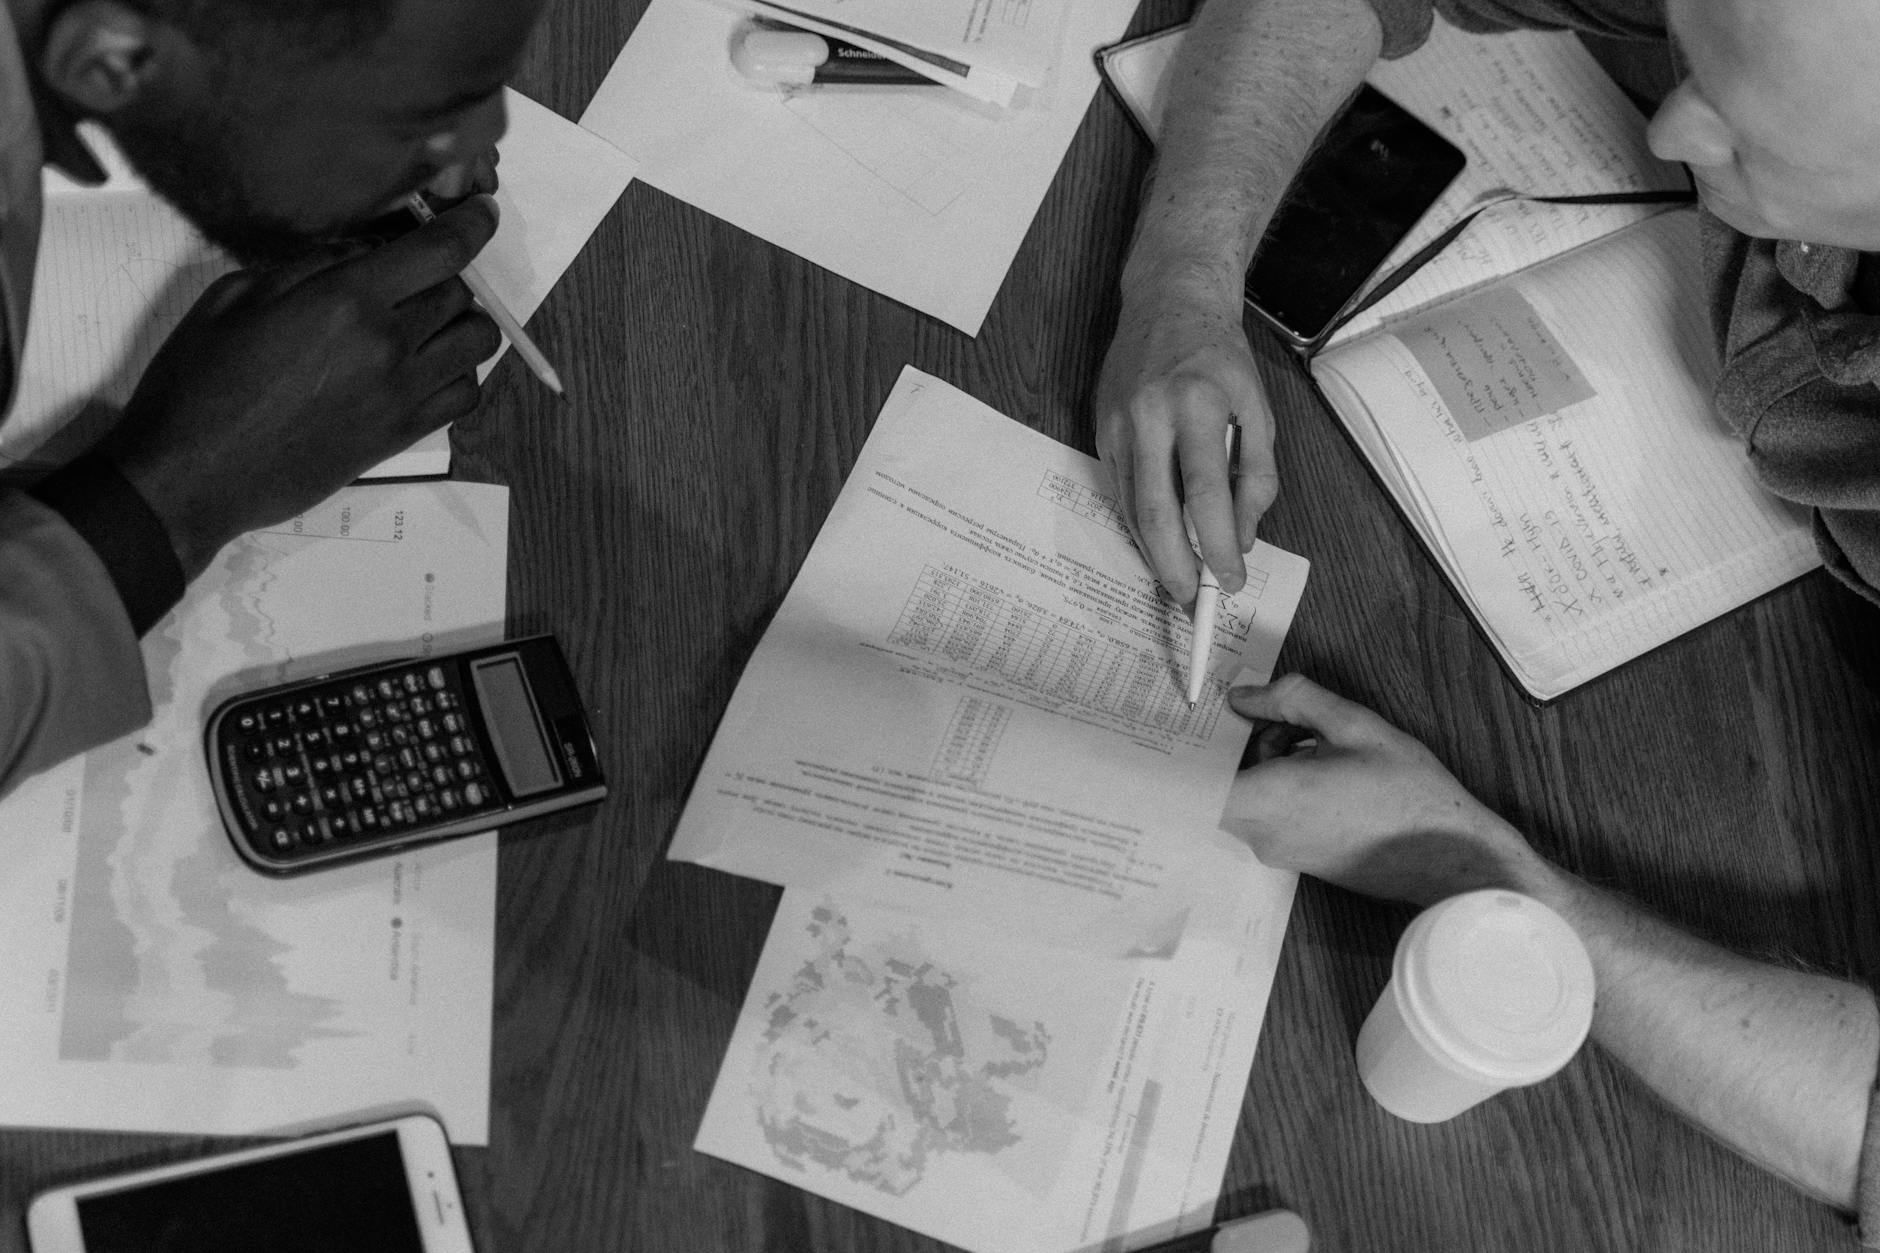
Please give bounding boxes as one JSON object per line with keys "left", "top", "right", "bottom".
{"left": 6, "top": 90, "right": 635, "bottom": 478}
{"left": 675, "top": 369, "right": 1311, "bottom": 1251}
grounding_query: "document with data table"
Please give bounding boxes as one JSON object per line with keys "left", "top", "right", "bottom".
{"left": 669, "top": 367, "right": 1309, "bottom": 954}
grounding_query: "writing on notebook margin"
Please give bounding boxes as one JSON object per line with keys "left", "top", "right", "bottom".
{"left": 710, "top": 762, "right": 1163, "bottom": 900}
{"left": 1396, "top": 286, "right": 1594, "bottom": 441}
{"left": 1386, "top": 282, "right": 1665, "bottom": 631}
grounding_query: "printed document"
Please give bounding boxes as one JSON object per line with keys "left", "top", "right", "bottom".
{"left": 686, "top": 370, "right": 1306, "bottom": 1252}
{"left": 697, "top": 877, "right": 1295, "bottom": 1253}
{"left": 5, "top": 89, "right": 635, "bottom": 477}
{"left": 730, "top": 0, "right": 1068, "bottom": 89}
{"left": 0, "top": 481, "right": 508, "bottom": 1143}
{"left": 668, "top": 368, "right": 1309, "bottom": 953}
{"left": 581, "top": 0, "right": 1139, "bottom": 335}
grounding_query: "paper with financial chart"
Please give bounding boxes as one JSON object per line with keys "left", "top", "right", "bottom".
{"left": 669, "top": 366, "right": 1308, "bottom": 955}
{"left": 0, "top": 481, "right": 507, "bottom": 1142}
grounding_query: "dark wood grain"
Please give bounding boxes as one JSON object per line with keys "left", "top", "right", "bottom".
{"left": 4, "top": 0, "right": 1877, "bottom": 1250}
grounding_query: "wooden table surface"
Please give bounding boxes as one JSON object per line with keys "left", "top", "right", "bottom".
{"left": 8, "top": 1, "right": 1880, "bottom": 1250}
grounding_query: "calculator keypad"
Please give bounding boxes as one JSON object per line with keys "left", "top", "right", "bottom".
{"left": 225, "top": 663, "right": 498, "bottom": 859}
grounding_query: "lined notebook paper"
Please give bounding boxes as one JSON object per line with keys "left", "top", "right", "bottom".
{"left": 1317, "top": 210, "right": 1815, "bottom": 698}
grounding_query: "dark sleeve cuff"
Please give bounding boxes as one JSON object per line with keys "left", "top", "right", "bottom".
{"left": 27, "top": 453, "right": 185, "bottom": 635}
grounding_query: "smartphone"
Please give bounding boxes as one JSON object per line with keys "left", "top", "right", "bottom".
{"left": 205, "top": 633, "right": 606, "bottom": 875}
{"left": 26, "top": 1114, "right": 474, "bottom": 1253}
{"left": 1245, "top": 84, "right": 1466, "bottom": 350}
{"left": 1097, "top": 28, "right": 1465, "bottom": 353}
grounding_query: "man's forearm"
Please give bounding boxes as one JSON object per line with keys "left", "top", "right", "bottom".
{"left": 1123, "top": 0, "right": 1384, "bottom": 304}
{"left": 1499, "top": 850, "right": 1879, "bottom": 1209}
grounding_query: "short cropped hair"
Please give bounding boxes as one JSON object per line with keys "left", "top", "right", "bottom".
{"left": 125, "top": 0, "right": 398, "bottom": 59}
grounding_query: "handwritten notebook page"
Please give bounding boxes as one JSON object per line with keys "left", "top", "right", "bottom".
{"left": 1313, "top": 210, "right": 1816, "bottom": 699}
{"left": 1333, "top": 20, "right": 1688, "bottom": 341}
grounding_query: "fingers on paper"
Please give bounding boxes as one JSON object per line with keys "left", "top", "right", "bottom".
{"left": 1228, "top": 674, "right": 1378, "bottom": 746}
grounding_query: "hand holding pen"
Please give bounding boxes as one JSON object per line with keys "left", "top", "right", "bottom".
{"left": 405, "top": 193, "right": 565, "bottom": 397}
{"left": 1186, "top": 423, "right": 1243, "bottom": 708}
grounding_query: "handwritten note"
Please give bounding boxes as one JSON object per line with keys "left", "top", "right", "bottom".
{"left": 1313, "top": 211, "right": 1816, "bottom": 698}
{"left": 1396, "top": 287, "right": 1594, "bottom": 440}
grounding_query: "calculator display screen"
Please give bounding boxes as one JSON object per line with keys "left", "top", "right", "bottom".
{"left": 76, "top": 1131, "right": 423, "bottom": 1252}
{"left": 470, "top": 655, "right": 561, "bottom": 797}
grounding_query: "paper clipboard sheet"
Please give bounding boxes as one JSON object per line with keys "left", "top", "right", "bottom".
{"left": 668, "top": 367, "right": 1309, "bottom": 955}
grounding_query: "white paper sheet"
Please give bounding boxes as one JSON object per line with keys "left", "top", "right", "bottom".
{"left": 733, "top": 0, "right": 1067, "bottom": 89}
{"left": 0, "top": 481, "right": 508, "bottom": 1143}
{"left": 697, "top": 873, "right": 1297, "bottom": 1253}
{"left": 580, "top": 0, "right": 1139, "bottom": 335}
{"left": 668, "top": 367, "right": 1309, "bottom": 953}
{"left": 4, "top": 89, "right": 635, "bottom": 477}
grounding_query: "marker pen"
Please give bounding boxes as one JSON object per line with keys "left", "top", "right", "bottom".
{"left": 730, "top": 23, "right": 940, "bottom": 88}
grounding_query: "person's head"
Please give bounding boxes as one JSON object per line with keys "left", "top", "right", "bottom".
{"left": 1649, "top": 0, "right": 1880, "bottom": 248}
{"left": 30, "top": 0, "right": 546, "bottom": 261}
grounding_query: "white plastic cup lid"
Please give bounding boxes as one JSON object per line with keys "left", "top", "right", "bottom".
{"left": 1395, "top": 889, "right": 1595, "bottom": 1086}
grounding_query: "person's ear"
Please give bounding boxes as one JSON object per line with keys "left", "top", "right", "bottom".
{"left": 36, "top": 0, "right": 181, "bottom": 117}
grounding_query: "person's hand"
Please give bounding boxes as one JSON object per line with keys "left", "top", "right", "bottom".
{"left": 102, "top": 196, "right": 503, "bottom": 577}
{"left": 1094, "top": 272, "right": 1279, "bottom": 605}
{"left": 421, "top": 143, "right": 501, "bottom": 205}
{"left": 1221, "top": 674, "right": 1543, "bottom": 906}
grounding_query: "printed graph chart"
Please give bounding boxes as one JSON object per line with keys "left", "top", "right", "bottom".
{"left": 58, "top": 530, "right": 365, "bottom": 1067}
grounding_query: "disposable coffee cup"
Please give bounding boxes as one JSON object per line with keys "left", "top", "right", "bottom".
{"left": 1356, "top": 889, "right": 1595, "bottom": 1123}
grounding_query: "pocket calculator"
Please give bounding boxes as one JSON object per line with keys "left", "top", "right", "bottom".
{"left": 206, "top": 634, "right": 606, "bottom": 875}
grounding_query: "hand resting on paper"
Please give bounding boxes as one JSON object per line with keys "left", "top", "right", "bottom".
{"left": 1220, "top": 674, "right": 1539, "bottom": 905}
{"left": 100, "top": 196, "right": 502, "bottom": 579}
{"left": 1094, "top": 270, "right": 1278, "bottom": 607}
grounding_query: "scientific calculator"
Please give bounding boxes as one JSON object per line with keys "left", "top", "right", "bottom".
{"left": 206, "top": 635, "right": 606, "bottom": 874}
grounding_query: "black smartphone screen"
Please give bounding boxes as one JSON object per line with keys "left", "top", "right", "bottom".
{"left": 75, "top": 1132, "right": 425, "bottom": 1253}
{"left": 1245, "top": 84, "right": 1466, "bottom": 345}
